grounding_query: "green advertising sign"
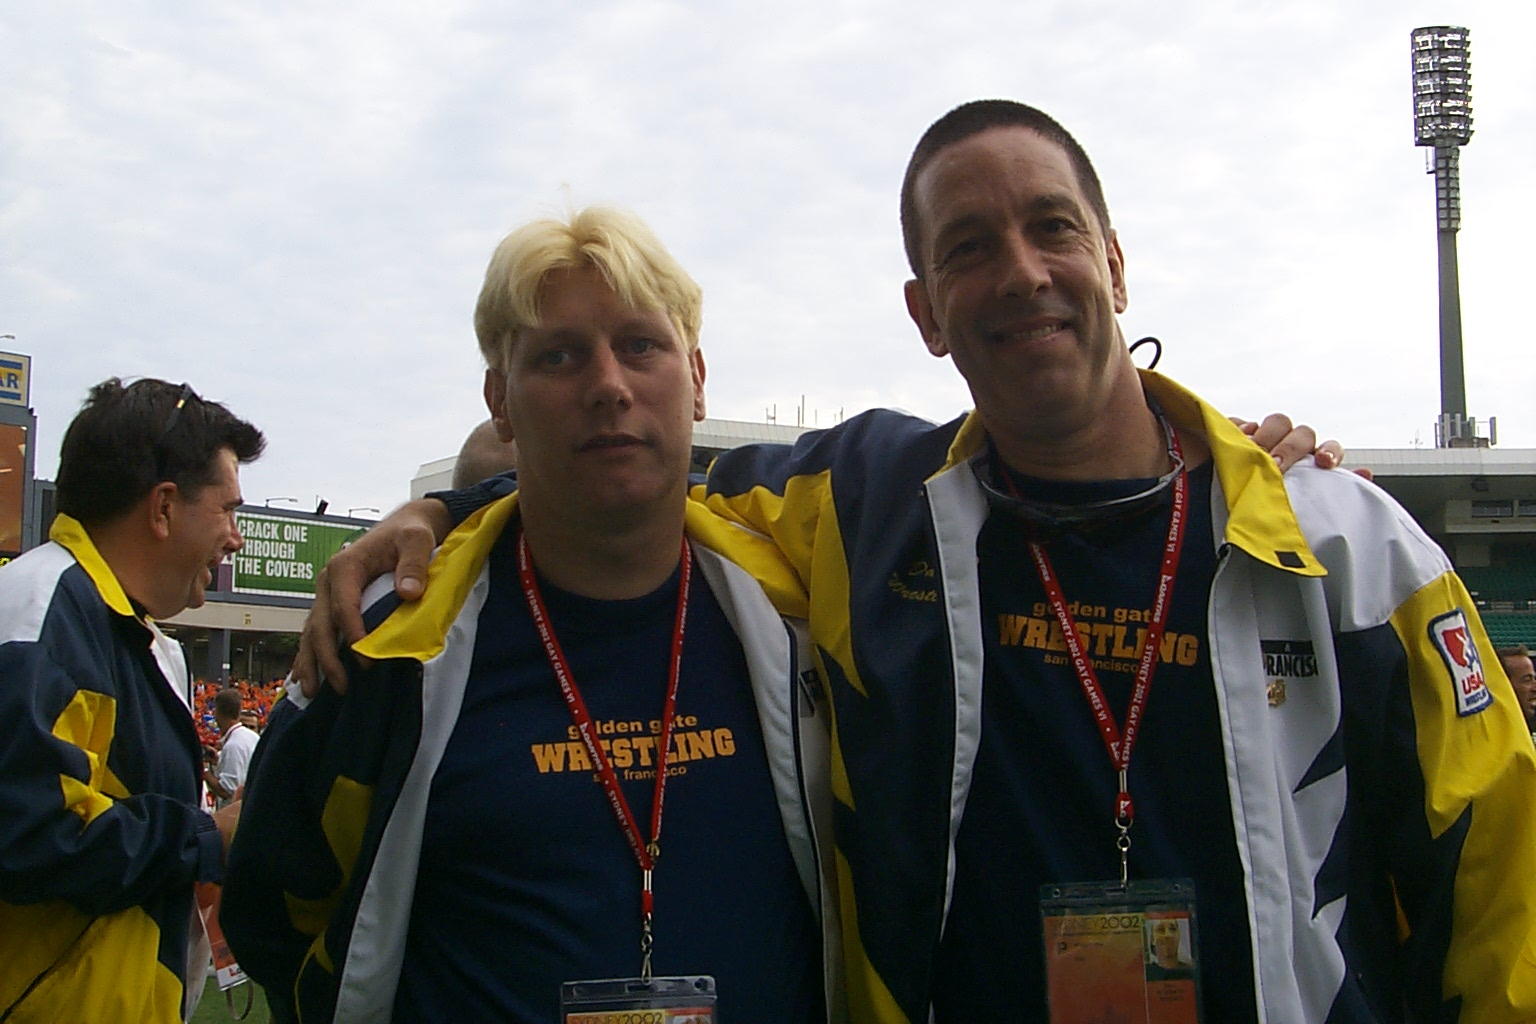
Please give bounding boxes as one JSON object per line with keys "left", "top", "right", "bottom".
{"left": 231, "top": 512, "right": 366, "bottom": 597}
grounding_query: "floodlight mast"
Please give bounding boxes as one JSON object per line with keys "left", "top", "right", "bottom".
{"left": 1411, "top": 26, "right": 1482, "bottom": 447}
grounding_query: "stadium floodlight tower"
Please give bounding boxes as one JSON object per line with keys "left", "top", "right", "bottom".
{"left": 1411, "top": 26, "right": 1487, "bottom": 448}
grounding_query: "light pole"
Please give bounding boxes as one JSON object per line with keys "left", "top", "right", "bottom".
{"left": 347, "top": 506, "right": 380, "bottom": 517}
{"left": 1411, "top": 26, "right": 1484, "bottom": 447}
{"left": 264, "top": 496, "right": 298, "bottom": 508}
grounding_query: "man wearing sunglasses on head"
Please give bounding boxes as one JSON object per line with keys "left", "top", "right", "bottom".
{"left": 0, "top": 378, "right": 262, "bottom": 1023}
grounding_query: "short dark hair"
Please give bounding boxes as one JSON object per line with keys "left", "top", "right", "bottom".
{"left": 899, "top": 99, "right": 1112, "bottom": 279}
{"left": 56, "top": 378, "right": 265, "bottom": 527}
{"left": 214, "top": 687, "right": 244, "bottom": 719}
{"left": 1497, "top": 645, "right": 1531, "bottom": 661}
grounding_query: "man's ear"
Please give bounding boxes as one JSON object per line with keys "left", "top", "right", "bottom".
{"left": 690, "top": 347, "right": 707, "bottom": 422}
{"left": 147, "top": 481, "right": 178, "bottom": 541}
{"left": 483, "top": 369, "right": 515, "bottom": 442}
{"left": 904, "top": 278, "right": 948, "bottom": 357}
{"left": 1106, "top": 229, "right": 1128, "bottom": 314}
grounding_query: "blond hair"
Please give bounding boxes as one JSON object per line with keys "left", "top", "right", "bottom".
{"left": 474, "top": 206, "right": 703, "bottom": 373}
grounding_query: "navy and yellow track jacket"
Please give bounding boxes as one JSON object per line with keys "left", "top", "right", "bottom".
{"left": 222, "top": 495, "right": 845, "bottom": 1023}
{"left": 696, "top": 371, "right": 1536, "bottom": 1024}
{"left": 0, "top": 515, "right": 223, "bottom": 1023}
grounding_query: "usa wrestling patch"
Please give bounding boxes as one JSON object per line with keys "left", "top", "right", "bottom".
{"left": 1428, "top": 610, "right": 1493, "bottom": 717}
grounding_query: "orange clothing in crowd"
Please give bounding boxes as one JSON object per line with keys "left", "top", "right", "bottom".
{"left": 193, "top": 677, "right": 284, "bottom": 749}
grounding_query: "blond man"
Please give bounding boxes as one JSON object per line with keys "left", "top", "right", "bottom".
{"left": 222, "top": 209, "right": 840, "bottom": 1023}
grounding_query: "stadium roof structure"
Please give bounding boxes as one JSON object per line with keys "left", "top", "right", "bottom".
{"left": 1354, "top": 446, "right": 1536, "bottom": 648}
{"left": 692, "top": 417, "right": 813, "bottom": 452}
{"left": 1352, "top": 446, "right": 1536, "bottom": 536}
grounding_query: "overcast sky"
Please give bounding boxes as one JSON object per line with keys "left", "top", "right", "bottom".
{"left": 6, "top": 0, "right": 1532, "bottom": 516}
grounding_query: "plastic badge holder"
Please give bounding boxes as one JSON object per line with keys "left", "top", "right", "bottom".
{"left": 1039, "top": 878, "right": 1202, "bottom": 1024}
{"left": 560, "top": 975, "right": 717, "bottom": 1024}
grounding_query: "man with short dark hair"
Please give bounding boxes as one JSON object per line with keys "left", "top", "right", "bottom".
{"left": 204, "top": 687, "right": 258, "bottom": 809}
{"left": 1497, "top": 644, "right": 1536, "bottom": 739}
{"left": 0, "top": 377, "right": 264, "bottom": 1023}
{"left": 702, "top": 99, "right": 1534, "bottom": 1021}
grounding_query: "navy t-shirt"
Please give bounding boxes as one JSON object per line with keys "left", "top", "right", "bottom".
{"left": 933, "top": 461, "right": 1259, "bottom": 1023}
{"left": 393, "top": 530, "right": 823, "bottom": 1022}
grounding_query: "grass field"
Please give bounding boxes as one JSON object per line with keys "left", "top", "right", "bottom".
{"left": 191, "top": 980, "right": 271, "bottom": 1023}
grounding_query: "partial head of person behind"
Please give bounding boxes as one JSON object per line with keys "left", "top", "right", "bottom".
{"left": 214, "top": 687, "right": 243, "bottom": 727}
{"left": 451, "top": 419, "right": 519, "bottom": 489}
{"left": 54, "top": 377, "right": 264, "bottom": 619}
{"left": 900, "top": 99, "right": 1112, "bottom": 281}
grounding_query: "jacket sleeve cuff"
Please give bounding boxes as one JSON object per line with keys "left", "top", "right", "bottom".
{"left": 193, "top": 810, "right": 225, "bottom": 884}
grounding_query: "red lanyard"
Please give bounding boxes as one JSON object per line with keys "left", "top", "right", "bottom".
{"left": 1004, "top": 429, "right": 1188, "bottom": 884}
{"left": 517, "top": 531, "right": 691, "bottom": 979}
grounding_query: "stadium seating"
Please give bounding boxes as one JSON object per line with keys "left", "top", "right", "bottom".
{"left": 1460, "top": 563, "right": 1536, "bottom": 604}
{"left": 1479, "top": 612, "right": 1536, "bottom": 650}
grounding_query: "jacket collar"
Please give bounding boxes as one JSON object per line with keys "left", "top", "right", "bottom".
{"left": 49, "top": 513, "right": 144, "bottom": 620}
{"left": 933, "top": 370, "right": 1324, "bottom": 577}
{"left": 352, "top": 491, "right": 519, "bottom": 663}
{"left": 354, "top": 491, "right": 810, "bottom": 663}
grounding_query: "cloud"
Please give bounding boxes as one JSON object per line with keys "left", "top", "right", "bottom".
{"left": 5, "top": 0, "right": 1533, "bottom": 514}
